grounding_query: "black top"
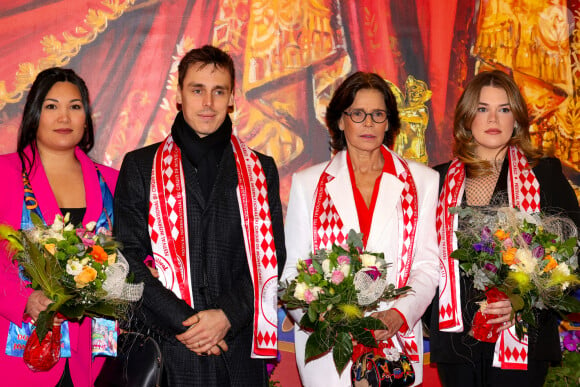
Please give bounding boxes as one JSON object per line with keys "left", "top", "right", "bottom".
{"left": 59, "top": 208, "right": 86, "bottom": 226}
{"left": 428, "top": 157, "right": 580, "bottom": 364}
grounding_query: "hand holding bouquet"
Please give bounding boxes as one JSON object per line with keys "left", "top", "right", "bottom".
{"left": 280, "top": 230, "right": 411, "bottom": 373}
{"left": 451, "top": 206, "right": 580, "bottom": 340}
{"left": 0, "top": 213, "right": 143, "bottom": 370}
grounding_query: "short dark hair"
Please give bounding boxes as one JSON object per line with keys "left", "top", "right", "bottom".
{"left": 453, "top": 70, "right": 541, "bottom": 176}
{"left": 325, "top": 71, "right": 401, "bottom": 152}
{"left": 178, "top": 45, "right": 235, "bottom": 90}
{"left": 17, "top": 67, "right": 94, "bottom": 173}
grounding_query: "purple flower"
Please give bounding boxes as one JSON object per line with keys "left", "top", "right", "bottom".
{"left": 473, "top": 242, "right": 494, "bottom": 254}
{"left": 481, "top": 227, "right": 492, "bottom": 241}
{"left": 521, "top": 232, "right": 533, "bottom": 245}
{"left": 364, "top": 267, "right": 381, "bottom": 281}
{"left": 562, "top": 331, "right": 580, "bottom": 352}
{"left": 266, "top": 351, "right": 281, "bottom": 376}
{"left": 532, "top": 245, "right": 545, "bottom": 259}
{"left": 484, "top": 263, "right": 498, "bottom": 273}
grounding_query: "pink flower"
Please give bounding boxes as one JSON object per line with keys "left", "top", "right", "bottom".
{"left": 337, "top": 255, "right": 350, "bottom": 265}
{"left": 331, "top": 270, "right": 345, "bottom": 285}
{"left": 81, "top": 237, "right": 96, "bottom": 247}
{"left": 303, "top": 259, "right": 313, "bottom": 266}
{"left": 502, "top": 238, "right": 513, "bottom": 249}
{"left": 308, "top": 265, "right": 317, "bottom": 275}
{"left": 304, "top": 289, "right": 315, "bottom": 303}
{"left": 76, "top": 229, "right": 96, "bottom": 246}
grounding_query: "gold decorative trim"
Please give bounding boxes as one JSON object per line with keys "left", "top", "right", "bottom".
{"left": 0, "top": 0, "right": 135, "bottom": 111}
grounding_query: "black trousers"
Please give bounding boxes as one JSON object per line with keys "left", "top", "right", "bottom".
{"left": 55, "top": 359, "right": 74, "bottom": 387}
{"left": 436, "top": 359, "right": 549, "bottom": 387}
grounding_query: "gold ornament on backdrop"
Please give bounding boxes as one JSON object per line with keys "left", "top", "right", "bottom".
{"left": 0, "top": 0, "right": 135, "bottom": 111}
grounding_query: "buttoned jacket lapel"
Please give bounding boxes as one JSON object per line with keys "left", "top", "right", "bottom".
{"left": 324, "top": 151, "right": 359, "bottom": 234}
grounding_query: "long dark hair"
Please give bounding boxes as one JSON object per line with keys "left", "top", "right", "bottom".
{"left": 17, "top": 67, "right": 94, "bottom": 173}
{"left": 325, "top": 71, "right": 401, "bottom": 152}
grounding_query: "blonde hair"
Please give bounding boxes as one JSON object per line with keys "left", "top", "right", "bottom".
{"left": 453, "top": 70, "right": 542, "bottom": 177}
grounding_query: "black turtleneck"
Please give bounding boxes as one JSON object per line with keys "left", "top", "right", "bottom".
{"left": 171, "top": 112, "right": 232, "bottom": 201}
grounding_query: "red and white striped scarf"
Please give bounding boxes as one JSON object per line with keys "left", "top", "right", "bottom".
{"left": 437, "top": 146, "right": 540, "bottom": 370}
{"left": 312, "top": 147, "right": 420, "bottom": 362}
{"left": 148, "top": 134, "right": 278, "bottom": 358}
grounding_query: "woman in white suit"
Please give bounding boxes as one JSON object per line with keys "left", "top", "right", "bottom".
{"left": 282, "top": 72, "right": 440, "bottom": 386}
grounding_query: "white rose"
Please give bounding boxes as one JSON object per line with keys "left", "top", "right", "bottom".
{"left": 294, "top": 282, "right": 309, "bottom": 301}
{"left": 47, "top": 229, "right": 65, "bottom": 241}
{"left": 321, "top": 259, "right": 332, "bottom": 276}
{"left": 51, "top": 215, "right": 65, "bottom": 231}
{"left": 85, "top": 221, "right": 97, "bottom": 232}
{"left": 310, "top": 286, "right": 322, "bottom": 298}
{"left": 340, "top": 264, "right": 351, "bottom": 278}
{"left": 66, "top": 259, "right": 84, "bottom": 276}
{"left": 360, "top": 254, "right": 376, "bottom": 267}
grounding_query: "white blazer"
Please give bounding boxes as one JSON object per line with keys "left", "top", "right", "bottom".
{"left": 282, "top": 149, "right": 440, "bottom": 386}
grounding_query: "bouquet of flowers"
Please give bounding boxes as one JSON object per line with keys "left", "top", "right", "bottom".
{"left": 280, "top": 230, "right": 411, "bottom": 373}
{"left": 450, "top": 206, "right": 580, "bottom": 341}
{"left": 0, "top": 213, "right": 143, "bottom": 370}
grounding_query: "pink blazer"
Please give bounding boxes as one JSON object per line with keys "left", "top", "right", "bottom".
{"left": 0, "top": 147, "right": 118, "bottom": 387}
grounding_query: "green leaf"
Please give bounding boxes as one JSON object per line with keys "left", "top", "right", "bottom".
{"left": 305, "top": 326, "right": 333, "bottom": 361}
{"left": 85, "top": 302, "right": 125, "bottom": 319}
{"left": 555, "top": 295, "right": 580, "bottom": 313}
{"left": 508, "top": 294, "right": 524, "bottom": 313}
{"left": 30, "top": 212, "right": 45, "bottom": 228}
{"left": 299, "top": 313, "right": 317, "bottom": 330}
{"left": 332, "top": 331, "right": 353, "bottom": 374}
{"left": 346, "top": 230, "right": 363, "bottom": 250}
{"left": 307, "top": 305, "right": 318, "bottom": 323}
{"left": 58, "top": 302, "right": 86, "bottom": 320}
{"left": 350, "top": 326, "right": 376, "bottom": 347}
{"left": 357, "top": 316, "right": 386, "bottom": 330}
{"left": 34, "top": 310, "right": 55, "bottom": 343}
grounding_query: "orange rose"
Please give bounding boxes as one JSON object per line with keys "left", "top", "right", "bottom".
{"left": 90, "top": 245, "right": 109, "bottom": 264}
{"left": 494, "top": 229, "right": 510, "bottom": 241}
{"left": 74, "top": 266, "right": 97, "bottom": 288}
{"left": 543, "top": 255, "right": 558, "bottom": 272}
{"left": 502, "top": 247, "right": 518, "bottom": 265}
{"left": 44, "top": 243, "right": 56, "bottom": 255}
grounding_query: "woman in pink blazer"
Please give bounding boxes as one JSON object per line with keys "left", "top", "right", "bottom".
{"left": 0, "top": 68, "right": 118, "bottom": 386}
